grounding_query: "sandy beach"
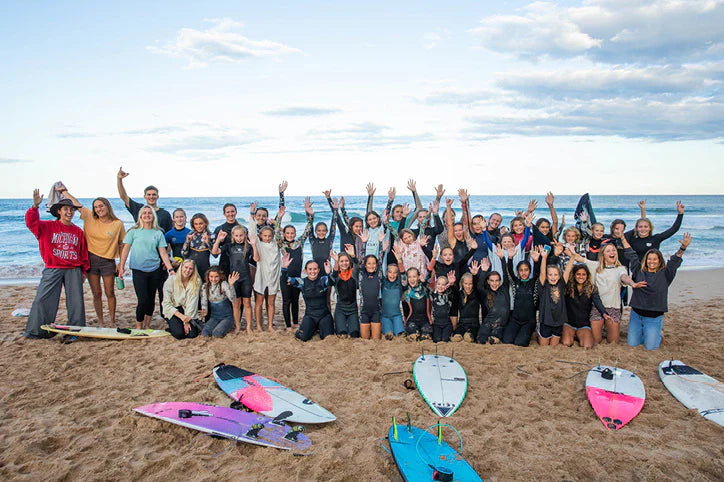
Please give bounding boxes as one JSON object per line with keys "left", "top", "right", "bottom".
{"left": 0, "top": 269, "right": 722, "bottom": 481}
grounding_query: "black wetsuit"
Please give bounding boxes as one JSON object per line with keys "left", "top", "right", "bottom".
{"left": 624, "top": 213, "right": 683, "bottom": 260}
{"left": 476, "top": 270, "right": 510, "bottom": 343}
{"left": 289, "top": 275, "right": 333, "bottom": 341}
{"left": 431, "top": 292, "right": 453, "bottom": 342}
{"left": 502, "top": 257, "right": 538, "bottom": 347}
{"left": 405, "top": 284, "right": 431, "bottom": 336}
{"left": 566, "top": 287, "right": 606, "bottom": 329}
{"left": 218, "top": 242, "right": 253, "bottom": 299}
{"left": 456, "top": 289, "right": 481, "bottom": 339}
{"left": 410, "top": 214, "right": 444, "bottom": 261}
{"left": 329, "top": 263, "right": 360, "bottom": 337}
{"left": 213, "top": 221, "right": 240, "bottom": 274}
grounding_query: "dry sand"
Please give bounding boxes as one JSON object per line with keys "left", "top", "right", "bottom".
{"left": 0, "top": 269, "right": 722, "bottom": 481}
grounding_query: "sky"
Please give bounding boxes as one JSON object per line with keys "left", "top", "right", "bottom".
{"left": 1, "top": 0, "right": 722, "bottom": 198}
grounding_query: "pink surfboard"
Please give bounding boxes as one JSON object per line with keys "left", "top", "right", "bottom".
{"left": 585, "top": 365, "right": 645, "bottom": 430}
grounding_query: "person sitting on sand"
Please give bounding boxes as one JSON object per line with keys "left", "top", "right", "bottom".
{"left": 621, "top": 232, "right": 692, "bottom": 350}
{"left": 21, "top": 189, "right": 89, "bottom": 340}
{"left": 162, "top": 259, "right": 203, "bottom": 339}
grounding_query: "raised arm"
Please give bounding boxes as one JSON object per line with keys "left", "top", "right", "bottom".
{"left": 562, "top": 254, "right": 575, "bottom": 284}
{"left": 545, "top": 192, "right": 559, "bottom": 237}
{"left": 298, "top": 198, "right": 315, "bottom": 245}
{"left": 538, "top": 247, "right": 548, "bottom": 285}
{"left": 656, "top": 201, "right": 685, "bottom": 242}
{"left": 365, "top": 182, "right": 375, "bottom": 215}
{"left": 444, "top": 198, "right": 456, "bottom": 248}
{"left": 117, "top": 167, "right": 131, "bottom": 208}
{"left": 278, "top": 180, "right": 287, "bottom": 209}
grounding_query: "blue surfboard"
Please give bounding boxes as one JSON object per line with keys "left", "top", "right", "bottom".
{"left": 388, "top": 417, "right": 483, "bottom": 482}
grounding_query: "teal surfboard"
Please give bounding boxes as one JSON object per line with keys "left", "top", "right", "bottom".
{"left": 388, "top": 417, "right": 483, "bottom": 482}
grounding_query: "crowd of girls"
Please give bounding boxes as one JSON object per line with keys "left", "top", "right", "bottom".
{"left": 20, "top": 169, "right": 692, "bottom": 351}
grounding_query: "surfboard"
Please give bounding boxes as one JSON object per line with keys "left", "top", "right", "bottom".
{"left": 585, "top": 365, "right": 645, "bottom": 430}
{"left": 388, "top": 417, "right": 483, "bottom": 482}
{"left": 659, "top": 360, "right": 724, "bottom": 427}
{"left": 213, "top": 364, "right": 336, "bottom": 424}
{"left": 133, "top": 402, "right": 311, "bottom": 452}
{"left": 41, "top": 324, "right": 170, "bottom": 340}
{"left": 413, "top": 351, "right": 468, "bottom": 417}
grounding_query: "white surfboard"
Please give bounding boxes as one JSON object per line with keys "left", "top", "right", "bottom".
{"left": 659, "top": 360, "right": 724, "bottom": 427}
{"left": 41, "top": 324, "right": 170, "bottom": 340}
{"left": 412, "top": 352, "right": 468, "bottom": 417}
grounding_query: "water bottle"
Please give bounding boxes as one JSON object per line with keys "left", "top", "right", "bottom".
{"left": 115, "top": 276, "right": 125, "bottom": 290}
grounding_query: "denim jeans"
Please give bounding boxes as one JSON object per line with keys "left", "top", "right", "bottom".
{"left": 627, "top": 310, "right": 663, "bottom": 350}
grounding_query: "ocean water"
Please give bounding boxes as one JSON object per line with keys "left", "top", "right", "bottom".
{"left": 2, "top": 194, "right": 721, "bottom": 279}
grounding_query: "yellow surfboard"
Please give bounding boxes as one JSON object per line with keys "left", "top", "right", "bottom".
{"left": 41, "top": 324, "right": 170, "bottom": 340}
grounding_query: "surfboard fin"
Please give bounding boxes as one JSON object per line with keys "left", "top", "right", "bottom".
{"left": 437, "top": 421, "right": 442, "bottom": 445}
{"left": 284, "top": 425, "right": 305, "bottom": 442}
{"left": 406, "top": 412, "right": 412, "bottom": 432}
{"left": 392, "top": 416, "right": 398, "bottom": 441}
{"left": 245, "top": 423, "right": 264, "bottom": 439}
{"left": 421, "top": 347, "right": 425, "bottom": 360}
{"left": 272, "top": 410, "right": 293, "bottom": 425}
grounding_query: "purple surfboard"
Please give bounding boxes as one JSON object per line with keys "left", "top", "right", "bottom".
{"left": 134, "top": 402, "right": 311, "bottom": 452}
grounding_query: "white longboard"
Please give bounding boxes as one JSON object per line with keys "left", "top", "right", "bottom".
{"left": 41, "top": 324, "right": 170, "bottom": 340}
{"left": 659, "top": 360, "right": 724, "bottom": 427}
{"left": 413, "top": 352, "right": 468, "bottom": 417}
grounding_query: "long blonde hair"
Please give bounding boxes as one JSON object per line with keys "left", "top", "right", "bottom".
{"left": 174, "top": 259, "right": 202, "bottom": 293}
{"left": 131, "top": 205, "right": 160, "bottom": 231}
{"left": 597, "top": 243, "right": 621, "bottom": 273}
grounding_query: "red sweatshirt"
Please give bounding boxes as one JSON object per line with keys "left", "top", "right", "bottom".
{"left": 26, "top": 207, "right": 90, "bottom": 271}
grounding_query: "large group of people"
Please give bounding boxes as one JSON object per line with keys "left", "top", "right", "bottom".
{"left": 20, "top": 168, "right": 691, "bottom": 351}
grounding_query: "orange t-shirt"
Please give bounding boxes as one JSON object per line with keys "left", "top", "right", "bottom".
{"left": 80, "top": 207, "right": 126, "bottom": 259}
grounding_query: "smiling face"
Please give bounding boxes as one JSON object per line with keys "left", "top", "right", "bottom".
{"left": 406, "top": 268, "right": 419, "bottom": 287}
{"left": 305, "top": 261, "right": 320, "bottom": 280}
{"left": 223, "top": 205, "right": 237, "bottom": 223}
{"left": 254, "top": 208, "right": 269, "bottom": 225}
{"left": 592, "top": 223, "right": 605, "bottom": 240}
{"left": 611, "top": 221, "right": 625, "bottom": 238}
{"left": 602, "top": 243, "right": 617, "bottom": 264}
{"left": 401, "top": 231, "right": 414, "bottom": 244}
{"left": 181, "top": 260, "right": 196, "bottom": 280}
{"left": 259, "top": 228, "right": 273, "bottom": 243}
{"left": 392, "top": 206, "right": 403, "bottom": 221}
{"left": 435, "top": 276, "right": 448, "bottom": 292}
{"left": 386, "top": 264, "right": 399, "bottom": 281}
{"left": 462, "top": 276, "right": 473, "bottom": 294}
{"left": 487, "top": 272, "right": 501, "bottom": 291}
{"left": 232, "top": 228, "right": 247, "bottom": 244}
{"left": 645, "top": 251, "right": 662, "bottom": 271}
{"left": 471, "top": 216, "right": 484, "bottom": 234}
{"left": 537, "top": 220, "right": 550, "bottom": 236}
{"left": 140, "top": 207, "right": 154, "bottom": 227}
{"left": 173, "top": 210, "right": 186, "bottom": 229}
{"left": 366, "top": 213, "right": 379, "bottom": 229}
{"left": 488, "top": 214, "right": 502, "bottom": 230}
{"left": 546, "top": 266, "right": 561, "bottom": 285}
{"left": 365, "top": 256, "right": 378, "bottom": 273}
{"left": 59, "top": 205, "right": 75, "bottom": 224}
{"left": 192, "top": 217, "right": 206, "bottom": 234}
{"left": 636, "top": 219, "right": 652, "bottom": 238}
{"left": 338, "top": 254, "right": 351, "bottom": 271}
{"left": 574, "top": 267, "right": 588, "bottom": 286}
{"left": 143, "top": 189, "right": 159, "bottom": 207}
{"left": 518, "top": 263, "right": 530, "bottom": 280}
{"left": 92, "top": 200, "right": 108, "bottom": 218}
{"left": 208, "top": 270, "right": 220, "bottom": 285}
{"left": 511, "top": 219, "right": 524, "bottom": 235}
{"left": 283, "top": 226, "right": 296, "bottom": 242}
{"left": 501, "top": 235, "right": 515, "bottom": 250}
{"left": 351, "top": 220, "right": 363, "bottom": 235}
{"left": 315, "top": 224, "right": 328, "bottom": 239}
{"left": 564, "top": 230, "right": 578, "bottom": 244}
{"left": 441, "top": 247, "right": 454, "bottom": 264}
{"left": 453, "top": 224, "right": 464, "bottom": 241}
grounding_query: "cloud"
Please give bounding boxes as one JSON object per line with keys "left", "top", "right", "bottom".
{"left": 422, "top": 32, "right": 442, "bottom": 50}
{"left": 56, "top": 132, "right": 99, "bottom": 138}
{"left": 0, "top": 158, "right": 31, "bottom": 164}
{"left": 470, "top": 0, "right": 724, "bottom": 63}
{"left": 419, "top": 88, "right": 501, "bottom": 107}
{"left": 263, "top": 106, "right": 341, "bottom": 116}
{"left": 147, "top": 132, "right": 262, "bottom": 154}
{"left": 120, "top": 126, "right": 187, "bottom": 135}
{"left": 305, "top": 122, "right": 434, "bottom": 150}
{"left": 465, "top": 95, "right": 724, "bottom": 141}
{"left": 148, "top": 17, "right": 302, "bottom": 67}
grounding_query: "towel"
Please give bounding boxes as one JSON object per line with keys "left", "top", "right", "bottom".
{"left": 45, "top": 181, "right": 67, "bottom": 212}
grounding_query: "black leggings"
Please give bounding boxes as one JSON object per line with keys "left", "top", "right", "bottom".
{"left": 165, "top": 306, "right": 200, "bottom": 340}
{"left": 132, "top": 267, "right": 164, "bottom": 322}
{"left": 280, "top": 272, "right": 301, "bottom": 327}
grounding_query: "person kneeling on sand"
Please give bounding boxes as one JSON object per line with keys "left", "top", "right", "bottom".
{"left": 20, "top": 189, "right": 89, "bottom": 341}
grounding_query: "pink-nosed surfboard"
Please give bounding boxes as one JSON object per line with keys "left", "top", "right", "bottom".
{"left": 585, "top": 365, "right": 645, "bottom": 430}
{"left": 213, "top": 364, "right": 336, "bottom": 424}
